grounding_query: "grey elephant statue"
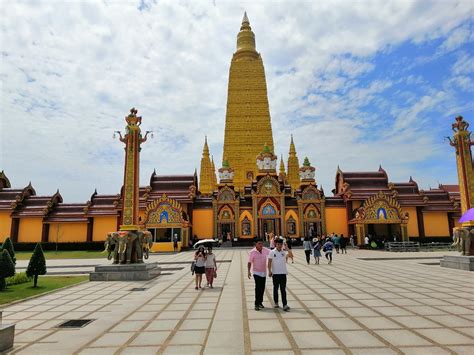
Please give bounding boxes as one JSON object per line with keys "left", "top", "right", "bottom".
{"left": 116, "top": 231, "right": 139, "bottom": 264}
{"left": 104, "top": 232, "right": 120, "bottom": 264}
{"left": 452, "top": 227, "right": 473, "bottom": 256}
{"left": 141, "top": 230, "right": 153, "bottom": 260}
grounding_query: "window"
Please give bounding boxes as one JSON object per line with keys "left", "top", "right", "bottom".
{"left": 148, "top": 228, "right": 181, "bottom": 243}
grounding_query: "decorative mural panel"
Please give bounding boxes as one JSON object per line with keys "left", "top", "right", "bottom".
{"left": 262, "top": 204, "right": 276, "bottom": 215}
{"left": 218, "top": 187, "right": 235, "bottom": 201}
{"left": 302, "top": 186, "right": 320, "bottom": 201}
{"left": 219, "top": 206, "right": 234, "bottom": 220}
{"left": 257, "top": 176, "right": 280, "bottom": 195}
{"left": 145, "top": 194, "right": 185, "bottom": 228}
{"left": 351, "top": 191, "right": 409, "bottom": 224}
{"left": 258, "top": 198, "right": 279, "bottom": 217}
{"left": 304, "top": 205, "right": 321, "bottom": 220}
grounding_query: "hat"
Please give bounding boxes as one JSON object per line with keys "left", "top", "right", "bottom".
{"left": 274, "top": 238, "right": 284, "bottom": 244}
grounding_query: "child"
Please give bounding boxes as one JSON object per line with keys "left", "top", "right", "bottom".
{"left": 323, "top": 239, "right": 334, "bottom": 264}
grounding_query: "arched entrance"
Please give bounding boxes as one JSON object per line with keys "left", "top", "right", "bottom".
{"left": 144, "top": 194, "right": 190, "bottom": 251}
{"left": 350, "top": 191, "right": 409, "bottom": 245}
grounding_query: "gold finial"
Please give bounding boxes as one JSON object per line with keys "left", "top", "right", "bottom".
{"left": 202, "top": 136, "right": 210, "bottom": 156}
{"left": 236, "top": 11, "right": 256, "bottom": 54}
{"left": 279, "top": 154, "right": 286, "bottom": 174}
{"left": 289, "top": 134, "right": 297, "bottom": 156}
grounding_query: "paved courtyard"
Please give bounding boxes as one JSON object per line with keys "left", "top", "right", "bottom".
{"left": 2, "top": 249, "right": 474, "bottom": 354}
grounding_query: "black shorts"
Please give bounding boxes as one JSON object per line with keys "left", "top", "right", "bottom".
{"left": 194, "top": 266, "right": 205, "bottom": 274}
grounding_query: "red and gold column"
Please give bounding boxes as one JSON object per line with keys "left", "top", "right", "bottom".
{"left": 449, "top": 116, "right": 474, "bottom": 217}
{"left": 116, "top": 108, "right": 151, "bottom": 231}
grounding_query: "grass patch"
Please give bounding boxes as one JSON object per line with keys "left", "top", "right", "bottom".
{"left": 16, "top": 250, "right": 106, "bottom": 260}
{"left": 0, "top": 276, "right": 88, "bottom": 305}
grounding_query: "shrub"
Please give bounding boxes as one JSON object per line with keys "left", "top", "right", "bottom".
{"left": 6, "top": 272, "right": 31, "bottom": 286}
{"left": 26, "top": 243, "right": 47, "bottom": 288}
{"left": 1, "top": 237, "right": 16, "bottom": 264}
{"left": 0, "top": 249, "right": 15, "bottom": 291}
{"left": 13, "top": 241, "right": 105, "bottom": 252}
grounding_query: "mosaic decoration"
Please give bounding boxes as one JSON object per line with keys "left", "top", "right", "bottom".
{"left": 257, "top": 176, "right": 280, "bottom": 195}
{"left": 352, "top": 191, "right": 408, "bottom": 224}
{"left": 302, "top": 186, "right": 320, "bottom": 201}
{"left": 144, "top": 194, "right": 184, "bottom": 228}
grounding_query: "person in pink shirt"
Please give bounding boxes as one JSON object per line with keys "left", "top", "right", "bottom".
{"left": 248, "top": 238, "right": 271, "bottom": 311}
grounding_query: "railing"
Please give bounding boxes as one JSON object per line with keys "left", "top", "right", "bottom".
{"left": 385, "top": 241, "right": 420, "bottom": 252}
{"left": 419, "top": 242, "right": 456, "bottom": 251}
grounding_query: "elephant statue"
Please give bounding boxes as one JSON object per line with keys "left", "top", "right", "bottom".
{"left": 106, "top": 230, "right": 154, "bottom": 264}
{"left": 104, "top": 232, "right": 120, "bottom": 264}
{"left": 452, "top": 227, "right": 473, "bottom": 256}
{"left": 141, "top": 230, "right": 153, "bottom": 260}
{"left": 116, "top": 231, "right": 138, "bottom": 264}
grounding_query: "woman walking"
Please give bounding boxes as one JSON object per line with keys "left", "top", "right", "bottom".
{"left": 303, "top": 237, "right": 312, "bottom": 265}
{"left": 323, "top": 238, "right": 334, "bottom": 264}
{"left": 312, "top": 237, "right": 322, "bottom": 264}
{"left": 204, "top": 247, "right": 217, "bottom": 288}
{"left": 194, "top": 246, "right": 206, "bottom": 289}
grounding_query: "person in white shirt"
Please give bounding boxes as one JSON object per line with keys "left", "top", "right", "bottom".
{"left": 267, "top": 238, "right": 290, "bottom": 311}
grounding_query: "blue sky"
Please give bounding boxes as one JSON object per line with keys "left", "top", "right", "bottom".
{"left": 0, "top": 0, "right": 473, "bottom": 202}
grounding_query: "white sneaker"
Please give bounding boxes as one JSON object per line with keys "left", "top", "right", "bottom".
{"left": 283, "top": 305, "right": 290, "bottom": 311}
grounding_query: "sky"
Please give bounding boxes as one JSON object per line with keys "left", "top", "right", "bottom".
{"left": 1, "top": 0, "right": 473, "bottom": 202}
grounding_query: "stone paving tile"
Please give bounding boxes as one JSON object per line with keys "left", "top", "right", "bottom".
{"left": 168, "top": 330, "right": 207, "bottom": 345}
{"left": 375, "top": 329, "right": 432, "bottom": 346}
{"left": 130, "top": 331, "right": 169, "bottom": 346}
{"left": 79, "top": 347, "right": 119, "bottom": 355}
{"left": 110, "top": 320, "right": 149, "bottom": 332}
{"left": 448, "top": 345, "right": 474, "bottom": 354}
{"left": 90, "top": 332, "right": 135, "bottom": 347}
{"left": 250, "top": 332, "right": 291, "bottom": 350}
{"left": 356, "top": 317, "right": 402, "bottom": 330}
{"left": 415, "top": 328, "right": 474, "bottom": 345}
{"left": 291, "top": 331, "right": 339, "bottom": 349}
{"left": 163, "top": 345, "right": 202, "bottom": 354}
{"left": 284, "top": 318, "right": 323, "bottom": 331}
{"left": 350, "top": 348, "right": 398, "bottom": 355}
{"left": 400, "top": 347, "right": 451, "bottom": 355}
{"left": 121, "top": 346, "right": 159, "bottom": 355}
{"left": 332, "top": 330, "right": 386, "bottom": 347}
{"left": 321, "top": 317, "right": 362, "bottom": 330}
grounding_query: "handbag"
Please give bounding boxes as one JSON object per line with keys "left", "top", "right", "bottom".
{"left": 213, "top": 270, "right": 217, "bottom": 278}
{"left": 191, "top": 261, "right": 196, "bottom": 275}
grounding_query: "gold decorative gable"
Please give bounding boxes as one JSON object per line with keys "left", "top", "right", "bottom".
{"left": 302, "top": 186, "right": 320, "bottom": 201}
{"left": 257, "top": 176, "right": 280, "bottom": 195}
{"left": 351, "top": 191, "right": 408, "bottom": 224}
{"left": 217, "top": 186, "right": 235, "bottom": 201}
{"left": 145, "top": 194, "right": 184, "bottom": 228}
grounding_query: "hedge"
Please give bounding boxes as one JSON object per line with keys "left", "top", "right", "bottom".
{"left": 13, "top": 242, "right": 105, "bottom": 252}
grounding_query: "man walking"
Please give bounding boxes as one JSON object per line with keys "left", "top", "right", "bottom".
{"left": 268, "top": 238, "right": 290, "bottom": 311}
{"left": 248, "top": 238, "right": 270, "bottom": 311}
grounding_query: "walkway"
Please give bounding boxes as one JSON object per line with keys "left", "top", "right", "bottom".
{"left": 3, "top": 249, "right": 474, "bottom": 354}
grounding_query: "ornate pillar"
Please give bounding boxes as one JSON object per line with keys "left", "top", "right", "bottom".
{"left": 280, "top": 195, "right": 285, "bottom": 236}
{"left": 116, "top": 108, "right": 151, "bottom": 231}
{"left": 448, "top": 116, "right": 474, "bottom": 216}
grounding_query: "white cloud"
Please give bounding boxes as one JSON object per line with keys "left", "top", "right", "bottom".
{"left": 0, "top": 0, "right": 471, "bottom": 201}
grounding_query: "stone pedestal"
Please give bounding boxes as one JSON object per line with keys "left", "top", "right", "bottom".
{"left": 440, "top": 255, "right": 474, "bottom": 271}
{"left": 90, "top": 262, "right": 161, "bottom": 281}
{"left": 0, "top": 311, "right": 15, "bottom": 352}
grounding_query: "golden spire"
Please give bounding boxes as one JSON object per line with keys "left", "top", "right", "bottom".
{"left": 211, "top": 155, "right": 218, "bottom": 187}
{"left": 236, "top": 11, "right": 258, "bottom": 59}
{"left": 279, "top": 154, "right": 286, "bottom": 175}
{"left": 222, "top": 12, "right": 274, "bottom": 189}
{"left": 199, "top": 136, "right": 214, "bottom": 196}
{"left": 287, "top": 134, "right": 301, "bottom": 190}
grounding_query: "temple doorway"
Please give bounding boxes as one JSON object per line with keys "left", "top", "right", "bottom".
{"left": 367, "top": 223, "right": 402, "bottom": 241}
{"left": 218, "top": 223, "right": 234, "bottom": 241}
{"left": 259, "top": 218, "right": 280, "bottom": 237}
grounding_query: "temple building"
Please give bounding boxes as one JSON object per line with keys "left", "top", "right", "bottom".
{"left": 0, "top": 14, "right": 461, "bottom": 250}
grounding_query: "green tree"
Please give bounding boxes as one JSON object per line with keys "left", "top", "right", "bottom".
{"left": 26, "top": 243, "right": 47, "bottom": 287}
{"left": 0, "top": 249, "right": 15, "bottom": 290}
{"left": 1, "top": 237, "right": 16, "bottom": 264}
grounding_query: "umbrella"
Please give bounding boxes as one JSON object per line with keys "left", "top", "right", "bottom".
{"left": 459, "top": 208, "right": 474, "bottom": 223}
{"left": 193, "top": 239, "right": 219, "bottom": 248}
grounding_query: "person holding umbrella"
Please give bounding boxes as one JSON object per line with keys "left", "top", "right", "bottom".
{"left": 194, "top": 246, "right": 206, "bottom": 289}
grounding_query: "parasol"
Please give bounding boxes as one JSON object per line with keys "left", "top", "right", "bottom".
{"left": 193, "top": 239, "right": 219, "bottom": 248}
{"left": 458, "top": 208, "right": 474, "bottom": 223}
